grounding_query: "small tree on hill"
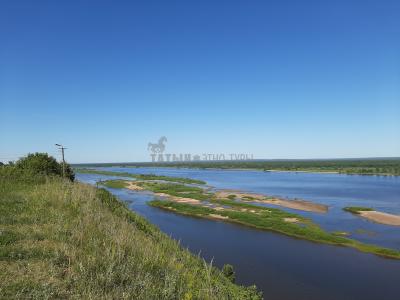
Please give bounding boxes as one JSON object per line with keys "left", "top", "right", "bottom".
{"left": 15, "top": 152, "right": 74, "bottom": 181}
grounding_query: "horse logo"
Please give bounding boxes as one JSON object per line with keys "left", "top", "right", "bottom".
{"left": 148, "top": 136, "right": 167, "bottom": 153}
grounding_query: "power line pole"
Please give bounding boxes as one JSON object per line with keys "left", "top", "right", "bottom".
{"left": 55, "top": 144, "right": 67, "bottom": 177}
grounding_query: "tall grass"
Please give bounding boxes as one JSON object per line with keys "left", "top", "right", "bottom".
{"left": 0, "top": 171, "right": 261, "bottom": 299}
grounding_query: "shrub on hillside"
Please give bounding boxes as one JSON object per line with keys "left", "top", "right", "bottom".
{"left": 15, "top": 152, "right": 74, "bottom": 181}
{"left": 222, "top": 264, "right": 236, "bottom": 283}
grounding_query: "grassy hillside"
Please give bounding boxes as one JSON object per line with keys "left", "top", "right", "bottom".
{"left": 0, "top": 169, "right": 261, "bottom": 299}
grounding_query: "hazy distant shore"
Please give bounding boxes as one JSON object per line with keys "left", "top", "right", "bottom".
{"left": 73, "top": 161, "right": 400, "bottom": 176}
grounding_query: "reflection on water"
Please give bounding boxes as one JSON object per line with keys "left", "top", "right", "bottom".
{"left": 76, "top": 169, "right": 400, "bottom": 300}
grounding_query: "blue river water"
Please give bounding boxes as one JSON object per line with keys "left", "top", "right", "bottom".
{"left": 76, "top": 167, "right": 400, "bottom": 300}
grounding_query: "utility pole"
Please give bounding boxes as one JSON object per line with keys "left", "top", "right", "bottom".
{"left": 55, "top": 144, "right": 67, "bottom": 177}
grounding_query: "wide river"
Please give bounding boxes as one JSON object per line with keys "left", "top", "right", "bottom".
{"left": 77, "top": 167, "right": 400, "bottom": 300}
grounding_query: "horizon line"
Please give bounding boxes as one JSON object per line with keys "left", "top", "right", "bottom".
{"left": 71, "top": 156, "right": 400, "bottom": 165}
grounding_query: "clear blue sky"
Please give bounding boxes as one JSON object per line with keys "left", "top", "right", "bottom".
{"left": 1, "top": 0, "right": 399, "bottom": 163}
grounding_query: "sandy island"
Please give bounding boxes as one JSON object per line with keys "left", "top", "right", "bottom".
{"left": 358, "top": 210, "right": 400, "bottom": 226}
{"left": 126, "top": 180, "right": 400, "bottom": 226}
{"left": 125, "top": 181, "right": 328, "bottom": 214}
{"left": 125, "top": 181, "right": 202, "bottom": 204}
{"left": 215, "top": 191, "right": 328, "bottom": 213}
{"left": 126, "top": 181, "right": 145, "bottom": 191}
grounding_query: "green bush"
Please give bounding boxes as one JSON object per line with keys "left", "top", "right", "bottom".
{"left": 15, "top": 153, "right": 74, "bottom": 181}
{"left": 222, "top": 264, "right": 236, "bottom": 283}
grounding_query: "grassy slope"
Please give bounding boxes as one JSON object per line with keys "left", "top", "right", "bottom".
{"left": 0, "top": 175, "right": 260, "bottom": 299}
{"left": 75, "top": 168, "right": 206, "bottom": 184}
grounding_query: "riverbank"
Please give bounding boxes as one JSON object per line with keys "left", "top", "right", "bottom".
{"left": 98, "top": 178, "right": 400, "bottom": 260}
{"left": 76, "top": 169, "right": 400, "bottom": 300}
{"left": 0, "top": 172, "right": 261, "bottom": 298}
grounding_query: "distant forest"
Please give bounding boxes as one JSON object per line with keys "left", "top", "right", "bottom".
{"left": 74, "top": 158, "right": 400, "bottom": 176}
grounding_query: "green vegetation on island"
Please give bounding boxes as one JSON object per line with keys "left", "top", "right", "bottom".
{"left": 98, "top": 179, "right": 400, "bottom": 259}
{"left": 0, "top": 155, "right": 261, "bottom": 299}
{"left": 137, "top": 181, "right": 211, "bottom": 201}
{"left": 99, "top": 179, "right": 130, "bottom": 189}
{"left": 149, "top": 199, "right": 400, "bottom": 260}
{"left": 75, "top": 168, "right": 206, "bottom": 184}
{"left": 343, "top": 207, "right": 374, "bottom": 214}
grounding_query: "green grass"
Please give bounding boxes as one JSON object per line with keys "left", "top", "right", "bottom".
{"left": 99, "top": 179, "right": 129, "bottom": 189}
{"left": 210, "top": 199, "right": 269, "bottom": 210}
{"left": 150, "top": 200, "right": 215, "bottom": 216}
{"left": 149, "top": 200, "right": 400, "bottom": 260}
{"left": 135, "top": 174, "right": 206, "bottom": 185}
{"left": 75, "top": 168, "right": 206, "bottom": 184}
{"left": 0, "top": 169, "right": 261, "bottom": 299}
{"left": 97, "top": 180, "right": 212, "bottom": 201}
{"left": 138, "top": 181, "right": 212, "bottom": 201}
{"left": 343, "top": 207, "right": 374, "bottom": 214}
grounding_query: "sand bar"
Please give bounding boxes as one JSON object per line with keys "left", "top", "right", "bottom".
{"left": 358, "top": 210, "right": 400, "bottom": 226}
{"left": 215, "top": 191, "right": 328, "bottom": 213}
{"left": 126, "top": 181, "right": 145, "bottom": 191}
{"left": 125, "top": 181, "right": 327, "bottom": 213}
{"left": 209, "top": 214, "right": 229, "bottom": 220}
